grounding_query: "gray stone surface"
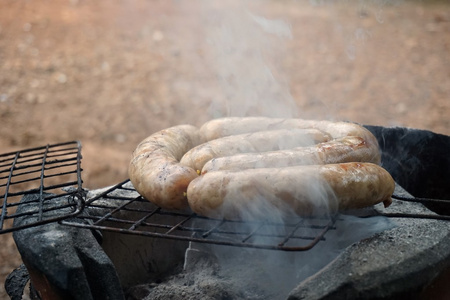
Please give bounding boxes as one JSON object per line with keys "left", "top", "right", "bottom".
{"left": 86, "top": 182, "right": 189, "bottom": 289}
{"left": 288, "top": 185, "right": 450, "bottom": 300}
{"left": 13, "top": 194, "right": 124, "bottom": 300}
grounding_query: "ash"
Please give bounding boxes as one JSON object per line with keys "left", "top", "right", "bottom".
{"left": 126, "top": 214, "right": 394, "bottom": 300}
{"left": 126, "top": 247, "right": 271, "bottom": 300}
{"left": 127, "top": 243, "right": 280, "bottom": 300}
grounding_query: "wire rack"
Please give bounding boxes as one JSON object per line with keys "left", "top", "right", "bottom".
{"left": 2, "top": 141, "right": 449, "bottom": 251}
{"left": 60, "top": 180, "right": 450, "bottom": 253}
{"left": 61, "top": 179, "right": 337, "bottom": 251}
{"left": 0, "top": 141, "right": 84, "bottom": 234}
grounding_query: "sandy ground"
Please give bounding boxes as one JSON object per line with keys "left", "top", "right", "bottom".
{"left": 0, "top": 0, "right": 449, "bottom": 298}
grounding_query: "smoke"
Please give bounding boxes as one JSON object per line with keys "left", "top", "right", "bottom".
{"left": 179, "top": 1, "right": 398, "bottom": 296}
{"left": 200, "top": 1, "right": 298, "bottom": 118}
{"left": 190, "top": 214, "right": 395, "bottom": 299}
{"left": 167, "top": 0, "right": 398, "bottom": 123}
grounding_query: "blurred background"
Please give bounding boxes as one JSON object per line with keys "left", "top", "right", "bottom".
{"left": 0, "top": 0, "right": 449, "bottom": 298}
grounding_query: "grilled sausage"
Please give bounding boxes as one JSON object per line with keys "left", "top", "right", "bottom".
{"left": 200, "top": 117, "right": 373, "bottom": 140}
{"left": 129, "top": 125, "right": 205, "bottom": 210}
{"left": 199, "top": 117, "right": 380, "bottom": 162}
{"left": 187, "top": 162, "right": 394, "bottom": 220}
{"left": 201, "top": 136, "right": 380, "bottom": 173}
{"left": 180, "top": 128, "right": 332, "bottom": 172}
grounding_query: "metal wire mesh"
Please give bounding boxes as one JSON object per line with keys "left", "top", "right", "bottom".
{"left": 0, "top": 141, "right": 84, "bottom": 234}
{"left": 61, "top": 179, "right": 337, "bottom": 251}
{"left": 60, "top": 179, "right": 450, "bottom": 251}
{"left": 2, "top": 141, "right": 449, "bottom": 249}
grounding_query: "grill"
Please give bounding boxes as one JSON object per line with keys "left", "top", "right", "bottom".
{"left": 1, "top": 140, "right": 449, "bottom": 244}
{"left": 0, "top": 141, "right": 84, "bottom": 234}
{"left": 3, "top": 125, "right": 450, "bottom": 300}
{"left": 60, "top": 179, "right": 338, "bottom": 251}
{"left": 58, "top": 179, "right": 450, "bottom": 252}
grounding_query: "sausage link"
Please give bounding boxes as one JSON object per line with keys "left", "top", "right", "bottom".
{"left": 187, "top": 162, "right": 394, "bottom": 220}
{"left": 200, "top": 117, "right": 380, "bottom": 164}
{"left": 180, "top": 128, "right": 331, "bottom": 172}
{"left": 201, "top": 117, "right": 370, "bottom": 139}
{"left": 129, "top": 125, "right": 205, "bottom": 210}
{"left": 201, "top": 136, "right": 379, "bottom": 173}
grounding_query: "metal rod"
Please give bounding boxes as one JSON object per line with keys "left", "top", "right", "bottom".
{"left": 165, "top": 214, "right": 194, "bottom": 235}
{"left": 12, "top": 156, "right": 79, "bottom": 172}
{"left": 75, "top": 141, "right": 83, "bottom": 193}
{"left": 38, "top": 145, "right": 53, "bottom": 221}
{"left": 0, "top": 152, "right": 20, "bottom": 230}
{"left": 241, "top": 223, "right": 264, "bottom": 243}
{"left": 278, "top": 219, "right": 306, "bottom": 247}
{"left": 91, "top": 196, "right": 142, "bottom": 225}
{"left": 7, "top": 201, "right": 77, "bottom": 220}
{"left": 4, "top": 181, "right": 80, "bottom": 198}
{"left": 0, "top": 161, "right": 78, "bottom": 181}
{"left": 392, "top": 194, "right": 450, "bottom": 205}
{"left": 279, "top": 218, "right": 335, "bottom": 251}
{"left": 128, "top": 208, "right": 161, "bottom": 231}
{"left": 62, "top": 221, "right": 324, "bottom": 251}
{"left": 0, "top": 141, "right": 80, "bottom": 158}
{"left": 380, "top": 212, "right": 450, "bottom": 221}
{"left": 202, "top": 220, "right": 225, "bottom": 238}
{"left": 84, "top": 179, "right": 130, "bottom": 205}
{"left": 0, "top": 169, "right": 78, "bottom": 189}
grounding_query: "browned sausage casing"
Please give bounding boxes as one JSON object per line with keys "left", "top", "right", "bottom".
{"left": 200, "top": 117, "right": 380, "bottom": 162}
{"left": 200, "top": 117, "right": 374, "bottom": 140}
{"left": 129, "top": 125, "right": 205, "bottom": 210}
{"left": 180, "top": 128, "right": 332, "bottom": 172}
{"left": 201, "top": 136, "right": 380, "bottom": 173}
{"left": 187, "top": 162, "right": 394, "bottom": 220}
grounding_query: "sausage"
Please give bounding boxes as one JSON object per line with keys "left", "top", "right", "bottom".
{"left": 187, "top": 162, "right": 394, "bottom": 220}
{"left": 180, "top": 128, "right": 332, "bottom": 172}
{"left": 200, "top": 117, "right": 281, "bottom": 140}
{"left": 128, "top": 125, "right": 205, "bottom": 210}
{"left": 201, "top": 136, "right": 380, "bottom": 173}
{"left": 199, "top": 117, "right": 380, "bottom": 163}
{"left": 200, "top": 117, "right": 373, "bottom": 139}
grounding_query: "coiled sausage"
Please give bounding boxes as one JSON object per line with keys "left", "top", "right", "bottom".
{"left": 180, "top": 128, "right": 332, "bottom": 172}
{"left": 201, "top": 136, "right": 380, "bottom": 173}
{"left": 129, "top": 125, "right": 205, "bottom": 210}
{"left": 187, "top": 162, "right": 394, "bottom": 220}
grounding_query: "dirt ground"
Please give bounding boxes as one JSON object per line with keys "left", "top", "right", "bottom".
{"left": 0, "top": 0, "right": 449, "bottom": 298}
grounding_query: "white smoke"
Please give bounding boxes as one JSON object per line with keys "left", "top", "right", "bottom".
{"left": 193, "top": 214, "right": 395, "bottom": 299}
{"left": 201, "top": 1, "right": 298, "bottom": 118}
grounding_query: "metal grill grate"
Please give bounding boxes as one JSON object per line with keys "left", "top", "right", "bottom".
{"left": 61, "top": 179, "right": 337, "bottom": 251}
{"left": 3, "top": 141, "right": 449, "bottom": 249}
{"left": 0, "top": 141, "right": 84, "bottom": 234}
{"left": 382, "top": 194, "right": 450, "bottom": 221}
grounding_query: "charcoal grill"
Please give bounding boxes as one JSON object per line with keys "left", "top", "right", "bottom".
{"left": 2, "top": 125, "right": 450, "bottom": 300}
